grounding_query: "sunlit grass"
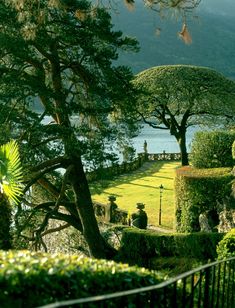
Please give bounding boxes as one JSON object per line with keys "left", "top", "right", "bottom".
{"left": 90, "top": 161, "right": 180, "bottom": 229}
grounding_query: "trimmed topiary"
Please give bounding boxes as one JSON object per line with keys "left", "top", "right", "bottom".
{"left": 117, "top": 228, "right": 223, "bottom": 268}
{"left": 175, "top": 166, "right": 233, "bottom": 232}
{"left": 190, "top": 131, "right": 235, "bottom": 169}
{"left": 0, "top": 250, "right": 164, "bottom": 307}
{"left": 217, "top": 228, "right": 235, "bottom": 260}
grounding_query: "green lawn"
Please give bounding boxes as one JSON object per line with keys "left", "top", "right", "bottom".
{"left": 90, "top": 161, "right": 180, "bottom": 229}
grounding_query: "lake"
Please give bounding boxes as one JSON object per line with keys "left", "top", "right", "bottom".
{"left": 43, "top": 116, "right": 200, "bottom": 155}
{"left": 132, "top": 124, "right": 199, "bottom": 154}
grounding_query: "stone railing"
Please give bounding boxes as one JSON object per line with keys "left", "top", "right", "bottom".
{"left": 86, "top": 155, "right": 146, "bottom": 182}
{"left": 93, "top": 201, "right": 128, "bottom": 225}
{"left": 140, "top": 151, "right": 181, "bottom": 161}
{"left": 86, "top": 151, "right": 181, "bottom": 182}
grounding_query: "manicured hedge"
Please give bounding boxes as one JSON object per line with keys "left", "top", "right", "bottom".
{"left": 217, "top": 228, "right": 235, "bottom": 260}
{"left": 175, "top": 166, "right": 233, "bottom": 232}
{"left": 190, "top": 131, "right": 235, "bottom": 169}
{"left": 118, "top": 228, "right": 223, "bottom": 268}
{"left": 0, "top": 250, "right": 163, "bottom": 308}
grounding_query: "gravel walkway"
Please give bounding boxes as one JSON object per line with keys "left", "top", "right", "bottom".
{"left": 148, "top": 225, "right": 174, "bottom": 233}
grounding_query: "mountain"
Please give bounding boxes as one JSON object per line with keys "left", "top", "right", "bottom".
{"left": 112, "top": 1, "right": 235, "bottom": 78}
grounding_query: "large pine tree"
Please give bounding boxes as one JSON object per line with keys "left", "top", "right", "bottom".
{"left": 0, "top": 0, "right": 138, "bottom": 258}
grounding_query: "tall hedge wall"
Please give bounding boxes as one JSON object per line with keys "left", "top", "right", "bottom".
{"left": 175, "top": 166, "right": 233, "bottom": 233}
{"left": 190, "top": 130, "right": 235, "bottom": 169}
{"left": 118, "top": 228, "right": 223, "bottom": 268}
{"left": 0, "top": 250, "right": 164, "bottom": 308}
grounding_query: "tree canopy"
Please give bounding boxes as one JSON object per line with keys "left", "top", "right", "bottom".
{"left": 0, "top": 0, "right": 206, "bottom": 257}
{"left": 132, "top": 65, "right": 235, "bottom": 165}
{"left": 127, "top": 0, "right": 201, "bottom": 13}
{"left": 0, "top": 0, "right": 139, "bottom": 258}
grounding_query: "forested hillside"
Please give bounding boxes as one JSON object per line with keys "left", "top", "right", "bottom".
{"left": 113, "top": 0, "right": 235, "bottom": 78}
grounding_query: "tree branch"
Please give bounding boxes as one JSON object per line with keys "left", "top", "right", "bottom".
{"left": 23, "top": 164, "right": 64, "bottom": 193}
{"left": 41, "top": 223, "right": 70, "bottom": 237}
{"left": 30, "top": 156, "right": 69, "bottom": 172}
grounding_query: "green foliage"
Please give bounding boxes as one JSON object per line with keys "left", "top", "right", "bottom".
{"left": 232, "top": 140, "right": 235, "bottom": 160}
{"left": 132, "top": 65, "right": 235, "bottom": 166}
{"left": 190, "top": 131, "right": 235, "bottom": 168}
{"left": 0, "top": 140, "right": 23, "bottom": 204}
{"left": 149, "top": 257, "right": 201, "bottom": 277}
{"left": 217, "top": 228, "right": 235, "bottom": 260}
{"left": 0, "top": 140, "right": 22, "bottom": 250}
{"left": 175, "top": 166, "right": 233, "bottom": 232}
{"left": 134, "top": 65, "right": 235, "bottom": 116}
{"left": 0, "top": 250, "right": 163, "bottom": 307}
{"left": 117, "top": 228, "right": 223, "bottom": 268}
{"left": 0, "top": 0, "right": 140, "bottom": 257}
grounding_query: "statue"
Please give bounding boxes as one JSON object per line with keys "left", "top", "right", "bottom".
{"left": 131, "top": 203, "right": 148, "bottom": 229}
{"left": 143, "top": 140, "right": 148, "bottom": 161}
{"left": 199, "top": 209, "right": 219, "bottom": 232}
{"left": 199, "top": 212, "right": 212, "bottom": 232}
{"left": 108, "top": 195, "right": 118, "bottom": 223}
{"left": 216, "top": 194, "right": 235, "bottom": 232}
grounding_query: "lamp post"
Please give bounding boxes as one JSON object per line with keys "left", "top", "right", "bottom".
{"left": 159, "top": 184, "right": 164, "bottom": 225}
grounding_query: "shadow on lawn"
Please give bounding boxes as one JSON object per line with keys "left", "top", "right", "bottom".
{"left": 116, "top": 181, "right": 174, "bottom": 190}
{"left": 90, "top": 161, "right": 174, "bottom": 195}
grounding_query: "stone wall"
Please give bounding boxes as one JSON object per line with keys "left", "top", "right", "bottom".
{"left": 93, "top": 202, "right": 128, "bottom": 225}
{"left": 86, "top": 151, "right": 181, "bottom": 183}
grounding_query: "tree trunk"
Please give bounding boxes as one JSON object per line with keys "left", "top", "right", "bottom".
{"left": 177, "top": 132, "right": 189, "bottom": 166}
{"left": 34, "top": 45, "right": 117, "bottom": 259}
{"left": 68, "top": 156, "right": 117, "bottom": 259}
{"left": 0, "top": 195, "right": 12, "bottom": 250}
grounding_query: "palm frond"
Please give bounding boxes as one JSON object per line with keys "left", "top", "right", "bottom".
{"left": 0, "top": 140, "right": 23, "bottom": 204}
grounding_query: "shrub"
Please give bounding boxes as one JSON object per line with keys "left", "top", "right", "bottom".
{"left": 175, "top": 166, "right": 233, "bottom": 232}
{"left": 117, "top": 228, "right": 223, "bottom": 268}
{"left": 232, "top": 140, "right": 235, "bottom": 160}
{"left": 217, "top": 228, "right": 235, "bottom": 260}
{"left": 190, "top": 131, "right": 235, "bottom": 168}
{"left": 0, "top": 250, "right": 163, "bottom": 308}
{"left": 149, "top": 257, "right": 201, "bottom": 276}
